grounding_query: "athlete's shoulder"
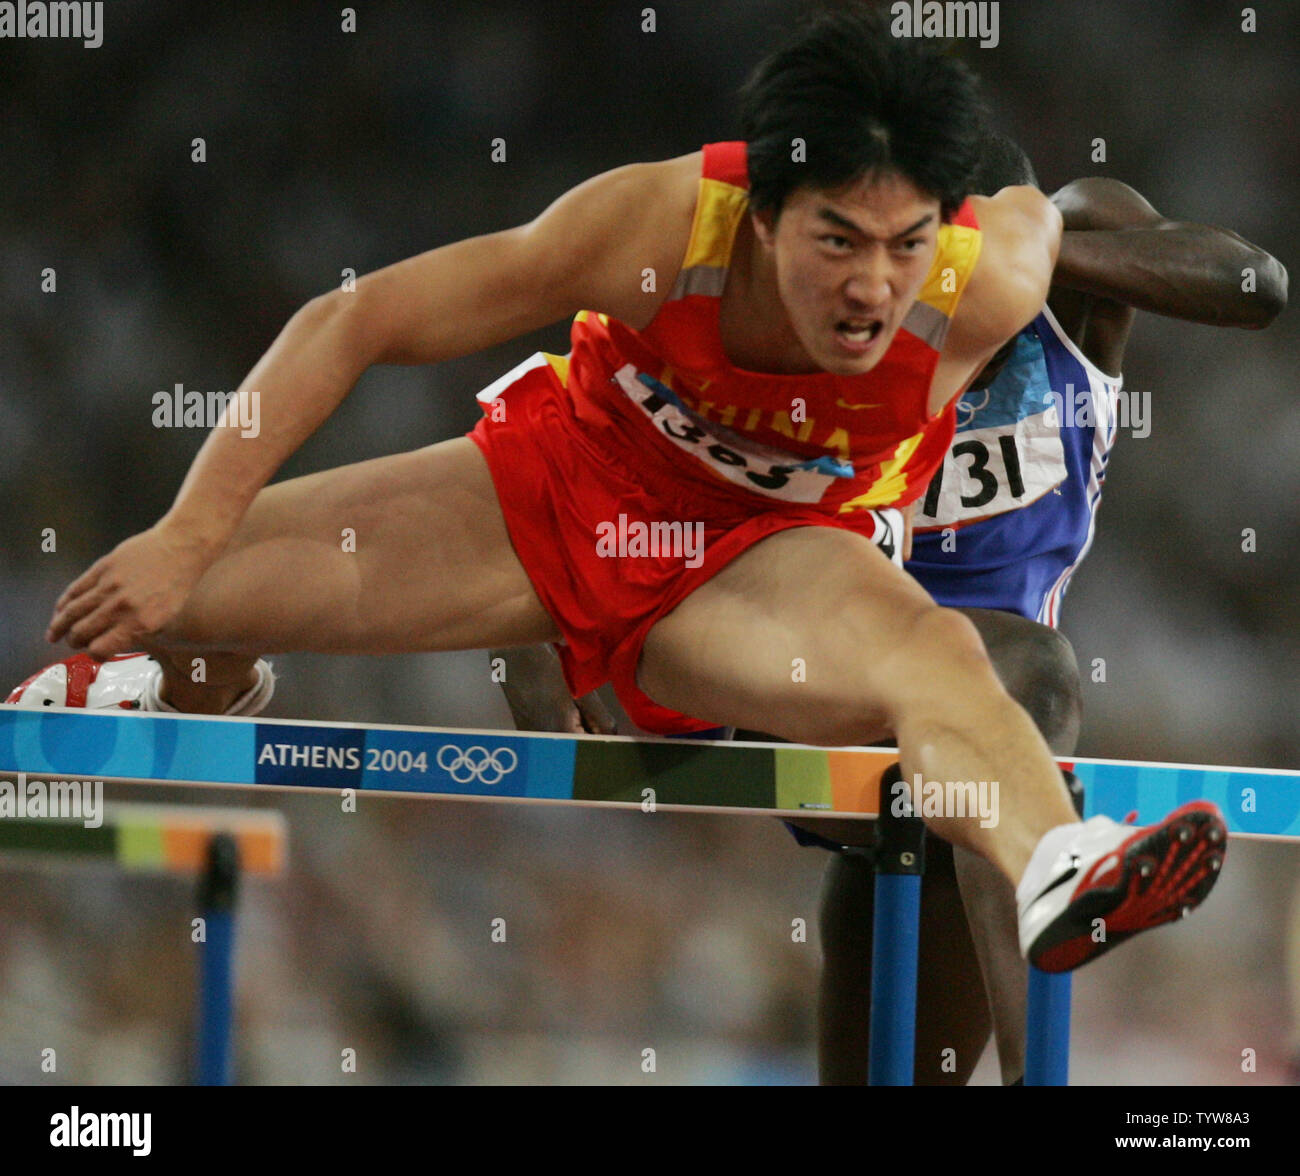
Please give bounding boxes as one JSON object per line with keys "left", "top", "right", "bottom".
{"left": 593, "top": 151, "right": 702, "bottom": 196}
{"left": 951, "top": 187, "right": 1062, "bottom": 350}
{"left": 540, "top": 151, "right": 700, "bottom": 239}
{"left": 524, "top": 151, "right": 703, "bottom": 326}
{"left": 968, "top": 187, "right": 1062, "bottom": 265}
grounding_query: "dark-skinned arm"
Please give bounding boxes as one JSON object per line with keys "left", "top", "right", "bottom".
{"left": 1050, "top": 177, "right": 1288, "bottom": 328}
{"left": 489, "top": 645, "right": 617, "bottom": 735}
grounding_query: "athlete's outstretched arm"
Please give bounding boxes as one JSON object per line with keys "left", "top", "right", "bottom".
{"left": 1050, "top": 177, "right": 1288, "bottom": 327}
{"left": 157, "top": 160, "right": 689, "bottom": 545}
{"left": 48, "top": 157, "right": 697, "bottom": 654}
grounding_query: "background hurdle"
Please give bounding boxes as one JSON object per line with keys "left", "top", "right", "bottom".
{"left": 4, "top": 706, "right": 1299, "bottom": 1085}
{"left": 0, "top": 797, "right": 287, "bottom": 1085}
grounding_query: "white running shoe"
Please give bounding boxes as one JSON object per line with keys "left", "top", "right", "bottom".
{"left": 4, "top": 652, "right": 275, "bottom": 717}
{"left": 1017, "top": 800, "right": 1227, "bottom": 973}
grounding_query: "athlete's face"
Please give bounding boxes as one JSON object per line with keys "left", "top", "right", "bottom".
{"left": 756, "top": 170, "right": 941, "bottom": 376}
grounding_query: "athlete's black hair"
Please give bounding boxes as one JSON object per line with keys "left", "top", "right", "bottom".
{"left": 964, "top": 130, "right": 1039, "bottom": 392}
{"left": 738, "top": 5, "right": 986, "bottom": 220}
{"left": 968, "top": 128, "right": 1038, "bottom": 196}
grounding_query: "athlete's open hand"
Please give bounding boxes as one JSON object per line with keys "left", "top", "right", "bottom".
{"left": 47, "top": 522, "right": 215, "bottom": 659}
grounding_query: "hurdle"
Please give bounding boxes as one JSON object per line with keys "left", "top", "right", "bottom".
{"left": 0, "top": 794, "right": 287, "bottom": 1085}
{"left": 4, "top": 705, "right": 1298, "bottom": 1085}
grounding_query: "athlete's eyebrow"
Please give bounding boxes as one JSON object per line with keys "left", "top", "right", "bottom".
{"left": 817, "top": 208, "right": 935, "bottom": 241}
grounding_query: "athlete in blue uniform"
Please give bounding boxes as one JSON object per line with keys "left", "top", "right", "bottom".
{"left": 491, "top": 130, "right": 1286, "bottom": 1085}
{"left": 909, "top": 303, "right": 1121, "bottom": 628}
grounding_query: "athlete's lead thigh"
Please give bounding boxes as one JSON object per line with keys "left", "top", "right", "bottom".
{"left": 160, "top": 437, "right": 559, "bottom": 654}
{"left": 638, "top": 525, "right": 942, "bottom": 743}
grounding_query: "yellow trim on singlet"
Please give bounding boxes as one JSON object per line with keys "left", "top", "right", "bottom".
{"left": 917, "top": 223, "right": 983, "bottom": 317}
{"left": 682, "top": 177, "right": 750, "bottom": 271}
{"left": 837, "top": 431, "right": 926, "bottom": 511}
{"left": 544, "top": 353, "right": 570, "bottom": 385}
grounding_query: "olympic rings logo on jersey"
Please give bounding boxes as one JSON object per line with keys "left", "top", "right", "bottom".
{"left": 955, "top": 385, "right": 991, "bottom": 427}
{"left": 435, "top": 744, "right": 519, "bottom": 785}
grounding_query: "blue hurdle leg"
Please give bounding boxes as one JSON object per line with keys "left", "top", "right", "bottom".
{"left": 868, "top": 764, "right": 926, "bottom": 1086}
{"left": 196, "top": 832, "right": 240, "bottom": 1086}
{"left": 1023, "top": 770, "right": 1084, "bottom": 1086}
{"left": 1025, "top": 967, "right": 1072, "bottom": 1085}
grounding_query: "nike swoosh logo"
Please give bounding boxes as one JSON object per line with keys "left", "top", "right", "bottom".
{"left": 836, "top": 398, "right": 883, "bottom": 411}
{"left": 1029, "top": 855, "right": 1080, "bottom": 906}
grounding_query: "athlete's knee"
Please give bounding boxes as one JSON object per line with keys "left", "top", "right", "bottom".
{"left": 796, "top": 606, "right": 1001, "bottom": 746}
{"left": 779, "top": 607, "right": 996, "bottom": 747}
{"left": 874, "top": 607, "right": 1032, "bottom": 756}
{"left": 986, "top": 623, "right": 1082, "bottom": 751}
{"left": 1016, "top": 627, "right": 1081, "bottom": 748}
{"left": 884, "top": 606, "right": 1000, "bottom": 703}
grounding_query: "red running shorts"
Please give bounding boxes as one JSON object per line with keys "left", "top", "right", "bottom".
{"left": 468, "top": 353, "right": 904, "bottom": 735}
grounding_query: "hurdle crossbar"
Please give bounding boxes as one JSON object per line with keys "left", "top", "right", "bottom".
{"left": 2, "top": 707, "right": 1298, "bottom": 838}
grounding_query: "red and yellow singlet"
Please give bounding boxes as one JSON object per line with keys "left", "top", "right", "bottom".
{"left": 558, "top": 140, "right": 983, "bottom": 514}
{"left": 469, "top": 142, "right": 984, "bottom": 732}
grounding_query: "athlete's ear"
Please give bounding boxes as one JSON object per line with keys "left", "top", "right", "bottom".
{"left": 751, "top": 207, "right": 779, "bottom": 248}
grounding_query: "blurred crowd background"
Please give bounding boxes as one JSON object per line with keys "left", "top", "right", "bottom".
{"left": 0, "top": 0, "right": 1296, "bottom": 1084}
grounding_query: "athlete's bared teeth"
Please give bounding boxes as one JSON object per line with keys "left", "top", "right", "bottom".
{"left": 837, "top": 320, "right": 882, "bottom": 341}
